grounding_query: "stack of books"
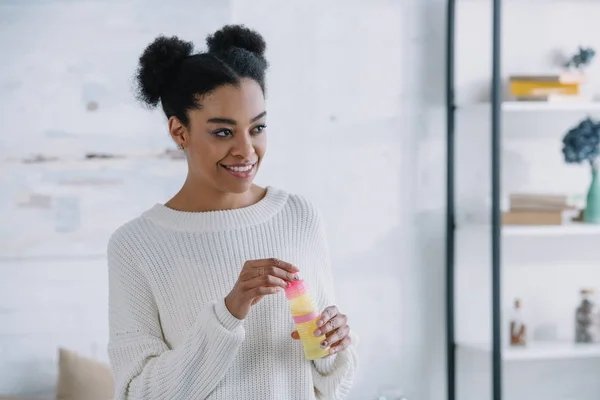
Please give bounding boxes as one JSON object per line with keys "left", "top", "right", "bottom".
{"left": 508, "top": 73, "right": 588, "bottom": 102}
{"left": 502, "top": 193, "right": 583, "bottom": 225}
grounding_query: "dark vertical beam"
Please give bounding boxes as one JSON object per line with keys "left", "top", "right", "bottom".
{"left": 491, "top": 0, "right": 503, "bottom": 399}
{"left": 445, "top": 0, "right": 456, "bottom": 399}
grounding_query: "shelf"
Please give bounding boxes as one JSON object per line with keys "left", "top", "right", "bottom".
{"left": 460, "top": 101, "right": 600, "bottom": 112}
{"left": 503, "top": 223, "right": 600, "bottom": 236}
{"left": 460, "top": 341, "right": 600, "bottom": 361}
{"left": 459, "top": 222, "right": 600, "bottom": 237}
{"left": 503, "top": 101, "right": 600, "bottom": 112}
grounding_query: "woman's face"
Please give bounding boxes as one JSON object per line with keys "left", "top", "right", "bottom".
{"left": 171, "top": 78, "right": 267, "bottom": 194}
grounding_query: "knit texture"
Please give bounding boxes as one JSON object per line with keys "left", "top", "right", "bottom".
{"left": 107, "top": 186, "right": 358, "bottom": 400}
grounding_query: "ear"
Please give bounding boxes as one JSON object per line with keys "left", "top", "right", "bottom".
{"left": 168, "top": 116, "right": 188, "bottom": 149}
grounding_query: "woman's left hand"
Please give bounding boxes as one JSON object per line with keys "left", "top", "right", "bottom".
{"left": 291, "top": 305, "right": 351, "bottom": 356}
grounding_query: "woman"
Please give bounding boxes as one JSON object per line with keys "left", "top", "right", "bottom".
{"left": 107, "top": 25, "right": 357, "bottom": 400}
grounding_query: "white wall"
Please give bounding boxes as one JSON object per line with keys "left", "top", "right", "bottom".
{"left": 0, "top": 1, "right": 446, "bottom": 399}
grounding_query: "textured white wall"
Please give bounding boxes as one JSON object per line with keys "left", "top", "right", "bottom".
{"left": 0, "top": 1, "right": 444, "bottom": 399}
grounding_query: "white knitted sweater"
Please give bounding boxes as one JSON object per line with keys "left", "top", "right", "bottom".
{"left": 107, "top": 186, "right": 358, "bottom": 400}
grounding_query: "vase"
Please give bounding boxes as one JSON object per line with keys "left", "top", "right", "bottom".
{"left": 584, "top": 166, "right": 600, "bottom": 223}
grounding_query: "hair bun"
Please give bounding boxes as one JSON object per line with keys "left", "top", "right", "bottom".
{"left": 135, "top": 35, "right": 194, "bottom": 107}
{"left": 206, "top": 25, "right": 266, "bottom": 58}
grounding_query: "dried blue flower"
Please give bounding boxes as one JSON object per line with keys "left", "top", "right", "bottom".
{"left": 562, "top": 117, "right": 600, "bottom": 167}
{"left": 565, "top": 47, "right": 596, "bottom": 69}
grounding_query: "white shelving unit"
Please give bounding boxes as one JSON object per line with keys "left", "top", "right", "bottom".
{"left": 449, "top": 2, "right": 600, "bottom": 399}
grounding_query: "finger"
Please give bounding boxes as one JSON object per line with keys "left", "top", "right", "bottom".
{"left": 241, "top": 265, "right": 299, "bottom": 283}
{"left": 250, "top": 286, "right": 281, "bottom": 298}
{"left": 322, "top": 325, "right": 350, "bottom": 348}
{"left": 316, "top": 305, "right": 339, "bottom": 328}
{"left": 260, "top": 266, "right": 297, "bottom": 282}
{"left": 290, "top": 330, "right": 300, "bottom": 340}
{"left": 251, "top": 295, "right": 264, "bottom": 306}
{"left": 243, "top": 275, "right": 288, "bottom": 290}
{"left": 329, "top": 334, "right": 352, "bottom": 355}
{"left": 246, "top": 258, "right": 300, "bottom": 274}
{"left": 315, "top": 313, "right": 347, "bottom": 336}
{"left": 319, "top": 325, "right": 348, "bottom": 349}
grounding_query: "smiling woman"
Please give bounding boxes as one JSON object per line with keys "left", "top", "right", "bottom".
{"left": 107, "top": 25, "right": 358, "bottom": 400}
{"left": 134, "top": 25, "right": 269, "bottom": 209}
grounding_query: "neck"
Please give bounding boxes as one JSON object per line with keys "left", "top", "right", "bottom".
{"left": 165, "top": 177, "right": 265, "bottom": 213}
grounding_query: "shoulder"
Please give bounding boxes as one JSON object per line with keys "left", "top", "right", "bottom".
{"left": 106, "top": 210, "right": 159, "bottom": 266}
{"left": 273, "top": 185, "right": 319, "bottom": 214}
{"left": 108, "top": 218, "right": 139, "bottom": 251}
{"left": 285, "top": 191, "right": 320, "bottom": 215}
{"left": 273, "top": 187, "right": 326, "bottom": 232}
{"left": 106, "top": 213, "right": 163, "bottom": 290}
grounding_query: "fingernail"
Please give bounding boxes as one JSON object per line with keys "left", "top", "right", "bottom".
{"left": 314, "top": 330, "right": 322, "bottom": 337}
{"left": 330, "top": 348, "right": 336, "bottom": 354}
{"left": 321, "top": 341, "right": 328, "bottom": 348}
{"left": 316, "top": 320, "right": 323, "bottom": 327}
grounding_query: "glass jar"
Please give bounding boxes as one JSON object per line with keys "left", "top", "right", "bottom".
{"left": 575, "top": 288, "right": 600, "bottom": 343}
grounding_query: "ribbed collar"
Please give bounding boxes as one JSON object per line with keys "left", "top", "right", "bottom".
{"left": 142, "top": 186, "right": 289, "bottom": 233}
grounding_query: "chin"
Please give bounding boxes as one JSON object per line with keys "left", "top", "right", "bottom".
{"left": 222, "top": 183, "right": 254, "bottom": 194}
{"left": 213, "top": 177, "right": 256, "bottom": 195}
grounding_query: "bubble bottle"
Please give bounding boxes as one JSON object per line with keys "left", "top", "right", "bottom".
{"left": 284, "top": 275, "right": 330, "bottom": 360}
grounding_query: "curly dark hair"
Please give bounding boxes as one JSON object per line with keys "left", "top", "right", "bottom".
{"left": 134, "top": 25, "right": 268, "bottom": 127}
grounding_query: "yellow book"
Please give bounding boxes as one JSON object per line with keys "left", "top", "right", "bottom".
{"left": 509, "top": 80, "right": 580, "bottom": 97}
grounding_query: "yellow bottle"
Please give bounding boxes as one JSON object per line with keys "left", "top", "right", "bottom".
{"left": 285, "top": 276, "right": 330, "bottom": 360}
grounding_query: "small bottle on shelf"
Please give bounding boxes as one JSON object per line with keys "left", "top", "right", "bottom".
{"left": 575, "top": 288, "right": 600, "bottom": 343}
{"left": 509, "top": 298, "right": 527, "bottom": 347}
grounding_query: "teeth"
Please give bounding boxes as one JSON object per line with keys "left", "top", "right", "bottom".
{"left": 227, "top": 164, "right": 254, "bottom": 172}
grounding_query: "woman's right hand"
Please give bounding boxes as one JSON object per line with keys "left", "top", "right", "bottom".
{"left": 225, "top": 258, "right": 299, "bottom": 320}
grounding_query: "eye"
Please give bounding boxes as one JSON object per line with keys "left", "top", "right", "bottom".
{"left": 213, "top": 129, "right": 233, "bottom": 138}
{"left": 252, "top": 124, "right": 267, "bottom": 134}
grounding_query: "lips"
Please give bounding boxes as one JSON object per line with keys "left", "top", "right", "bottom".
{"left": 223, "top": 163, "right": 255, "bottom": 172}
{"left": 221, "top": 162, "right": 257, "bottom": 179}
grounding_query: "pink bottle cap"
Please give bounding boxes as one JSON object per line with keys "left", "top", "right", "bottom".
{"left": 284, "top": 275, "right": 308, "bottom": 299}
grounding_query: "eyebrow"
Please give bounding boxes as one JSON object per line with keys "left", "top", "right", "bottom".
{"left": 207, "top": 111, "right": 267, "bottom": 125}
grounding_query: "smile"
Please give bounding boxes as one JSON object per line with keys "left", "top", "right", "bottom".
{"left": 221, "top": 162, "right": 257, "bottom": 179}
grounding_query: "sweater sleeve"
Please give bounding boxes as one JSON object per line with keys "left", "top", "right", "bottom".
{"left": 309, "top": 210, "right": 359, "bottom": 400}
{"left": 107, "top": 232, "right": 245, "bottom": 399}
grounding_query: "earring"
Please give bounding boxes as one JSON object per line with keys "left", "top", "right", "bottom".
{"left": 179, "top": 144, "right": 184, "bottom": 150}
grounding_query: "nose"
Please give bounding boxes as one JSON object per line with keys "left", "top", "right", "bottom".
{"left": 231, "top": 131, "right": 256, "bottom": 160}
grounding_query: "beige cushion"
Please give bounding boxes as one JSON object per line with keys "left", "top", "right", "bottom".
{"left": 56, "top": 348, "right": 114, "bottom": 400}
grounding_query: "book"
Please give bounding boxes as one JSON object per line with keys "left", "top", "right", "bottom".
{"left": 509, "top": 193, "right": 582, "bottom": 211}
{"left": 502, "top": 210, "right": 571, "bottom": 225}
{"left": 512, "top": 94, "right": 590, "bottom": 103}
{"left": 508, "top": 73, "right": 585, "bottom": 84}
{"left": 509, "top": 81, "right": 579, "bottom": 98}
